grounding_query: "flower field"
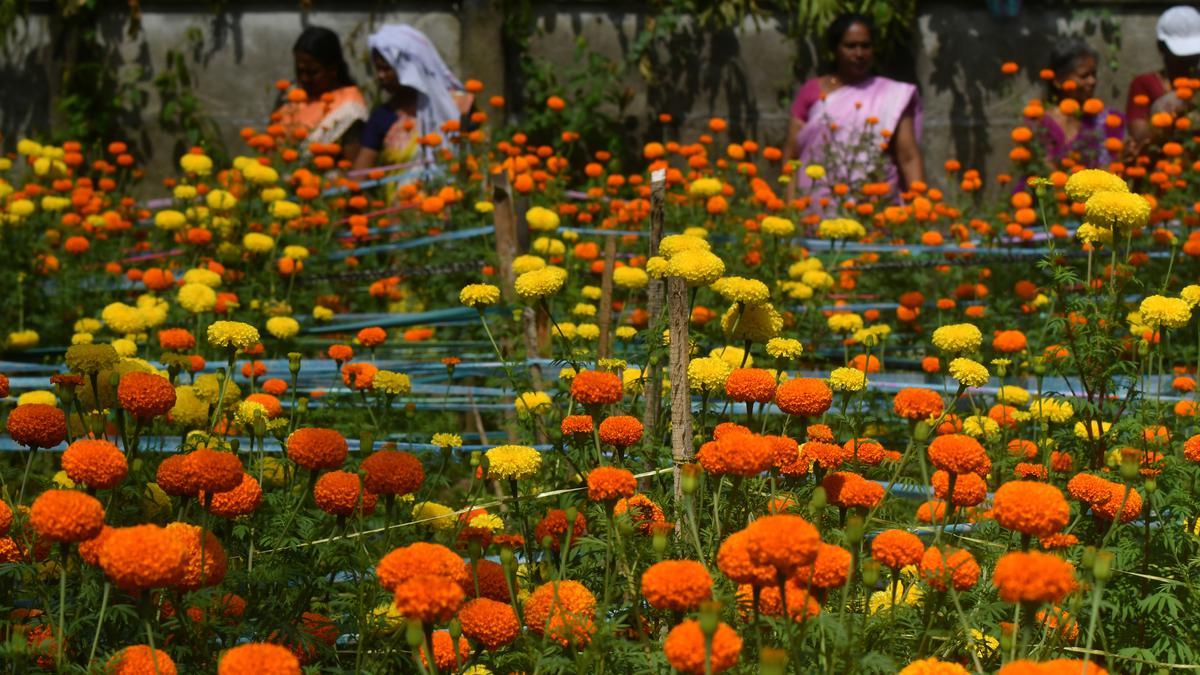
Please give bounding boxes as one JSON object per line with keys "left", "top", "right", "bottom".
{"left": 1, "top": 80, "right": 1200, "bottom": 675}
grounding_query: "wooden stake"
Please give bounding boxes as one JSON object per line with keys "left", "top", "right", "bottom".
{"left": 642, "top": 170, "right": 667, "bottom": 447}
{"left": 491, "top": 171, "right": 518, "bottom": 301}
{"left": 667, "top": 276, "right": 693, "bottom": 500}
{"left": 597, "top": 234, "right": 618, "bottom": 360}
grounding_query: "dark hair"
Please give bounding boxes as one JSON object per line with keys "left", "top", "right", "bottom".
{"left": 826, "top": 12, "right": 874, "bottom": 54}
{"left": 294, "top": 26, "right": 353, "bottom": 87}
{"left": 1049, "top": 40, "right": 1097, "bottom": 79}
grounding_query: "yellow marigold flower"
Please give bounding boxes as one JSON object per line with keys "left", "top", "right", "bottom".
{"left": 154, "top": 210, "right": 187, "bottom": 230}
{"left": 577, "top": 323, "right": 600, "bottom": 340}
{"left": 869, "top": 580, "right": 923, "bottom": 613}
{"left": 179, "top": 153, "right": 213, "bottom": 175}
{"left": 271, "top": 200, "right": 301, "bottom": 220}
{"left": 800, "top": 269, "right": 834, "bottom": 290}
{"left": 235, "top": 400, "right": 268, "bottom": 427}
{"left": 532, "top": 236, "right": 565, "bottom": 256}
{"left": 18, "top": 390, "right": 57, "bottom": 406}
{"left": 515, "top": 267, "right": 567, "bottom": 302}
{"left": 243, "top": 232, "right": 275, "bottom": 253}
{"left": 206, "top": 321, "right": 259, "bottom": 350}
{"left": 243, "top": 162, "right": 279, "bottom": 184}
{"left": 552, "top": 322, "right": 577, "bottom": 340}
{"left": 374, "top": 371, "right": 412, "bottom": 396}
{"left": 265, "top": 316, "right": 300, "bottom": 339}
{"left": 788, "top": 260, "right": 822, "bottom": 279}
{"left": 53, "top": 470, "right": 76, "bottom": 489}
{"left": 827, "top": 313, "right": 864, "bottom": 333}
{"left": 968, "top": 630, "right": 999, "bottom": 659}
{"left": 469, "top": 513, "right": 504, "bottom": 531}
{"left": 486, "top": 444, "right": 542, "bottom": 480}
{"left": 996, "top": 385, "right": 1030, "bottom": 407}
{"left": 101, "top": 302, "right": 147, "bottom": 334}
{"left": 766, "top": 337, "right": 803, "bottom": 359}
{"left": 962, "top": 415, "right": 1000, "bottom": 439}
{"left": 183, "top": 268, "right": 221, "bottom": 287}
{"left": 829, "top": 367, "right": 868, "bottom": 392}
{"left": 1064, "top": 168, "right": 1127, "bottom": 202}
{"left": 71, "top": 333, "right": 94, "bottom": 345}
{"left": 1180, "top": 285, "right": 1200, "bottom": 308}
{"left": 804, "top": 165, "right": 826, "bottom": 180}
{"left": 1029, "top": 397, "right": 1073, "bottom": 423}
{"left": 948, "top": 358, "right": 989, "bottom": 388}
{"left": 581, "top": 285, "right": 602, "bottom": 300}
{"left": 260, "top": 187, "right": 287, "bottom": 202}
{"left": 683, "top": 227, "right": 708, "bottom": 239}
{"left": 615, "top": 326, "right": 637, "bottom": 340}
{"left": 431, "top": 433, "right": 463, "bottom": 449}
{"left": 712, "top": 276, "right": 770, "bottom": 305}
{"left": 646, "top": 256, "right": 669, "bottom": 278}
{"left": 475, "top": 201, "right": 495, "bottom": 213}
{"left": 1074, "top": 420, "right": 1112, "bottom": 439}
{"left": 760, "top": 216, "right": 795, "bottom": 236}
{"left": 178, "top": 283, "right": 217, "bottom": 314}
{"left": 667, "top": 249, "right": 725, "bottom": 286}
{"left": 1139, "top": 295, "right": 1192, "bottom": 329}
{"left": 658, "top": 234, "right": 709, "bottom": 257}
{"left": 688, "top": 356, "right": 733, "bottom": 393}
{"left": 817, "top": 218, "right": 866, "bottom": 240}
{"left": 572, "top": 303, "right": 596, "bottom": 317}
{"left": 687, "top": 177, "right": 723, "bottom": 197}
{"left": 313, "top": 306, "right": 334, "bottom": 321}
{"left": 931, "top": 323, "right": 982, "bottom": 354}
{"left": 622, "top": 368, "right": 644, "bottom": 394}
{"left": 283, "top": 245, "right": 309, "bottom": 260}
{"left": 460, "top": 284, "right": 501, "bottom": 308}
{"left": 412, "top": 501, "right": 456, "bottom": 530}
{"left": 525, "top": 206, "right": 560, "bottom": 231}
{"left": 8, "top": 199, "right": 35, "bottom": 217}
{"left": 1085, "top": 191, "right": 1150, "bottom": 230}
{"left": 782, "top": 281, "right": 815, "bottom": 300}
{"left": 613, "top": 266, "right": 649, "bottom": 290}
{"left": 170, "top": 386, "right": 210, "bottom": 429}
{"left": 205, "top": 189, "right": 236, "bottom": 210}
{"left": 721, "top": 303, "right": 782, "bottom": 343}
{"left": 111, "top": 338, "right": 136, "bottom": 357}
{"left": 1076, "top": 223, "right": 1113, "bottom": 246}
{"left": 854, "top": 325, "right": 890, "bottom": 346}
{"left": 173, "top": 185, "right": 197, "bottom": 200}
{"left": 514, "top": 391, "right": 552, "bottom": 417}
{"left": 136, "top": 295, "right": 168, "bottom": 328}
{"left": 74, "top": 318, "right": 102, "bottom": 334}
{"left": 711, "top": 345, "right": 751, "bottom": 368}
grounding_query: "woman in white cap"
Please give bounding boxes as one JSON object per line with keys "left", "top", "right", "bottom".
{"left": 352, "top": 24, "right": 474, "bottom": 171}
{"left": 1126, "top": 5, "right": 1200, "bottom": 144}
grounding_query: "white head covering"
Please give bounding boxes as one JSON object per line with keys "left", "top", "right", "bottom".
{"left": 368, "top": 24, "right": 464, "bottom": 140}
{"left": 1158, "top": 6, "right": 1200, "bottom": 57}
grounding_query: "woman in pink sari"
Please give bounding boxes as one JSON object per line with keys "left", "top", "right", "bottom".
{"left": 783, "top": 13, "right": 925, "bottom": 208}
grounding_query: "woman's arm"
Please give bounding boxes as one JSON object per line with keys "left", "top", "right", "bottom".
{"left": 352, "top": 147, "right": 379, "bottom": 172}
{"left": 782, "top": 116, "right": 804, "bottom": 203}
{"left": 892, "top": 111, "right": 926, "bottom": 188}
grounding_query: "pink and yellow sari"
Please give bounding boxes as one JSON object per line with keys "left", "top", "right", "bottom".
{"left": 275, "top": 85, "right": 369, "bottom": 149}
{"left": 793, "top": 75, "right": 922, "bottom": 203}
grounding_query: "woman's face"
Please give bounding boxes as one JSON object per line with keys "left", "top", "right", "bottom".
{"left": 294, "top": 51, "right": 339, "bottom": 98}
{"left": 1056, "top": 55, "right": 1097, "bottom": 101}
{"left": 835, "top": 23, "right": 874, "bottom": 81}
{"left": 372, "top": 51, "right": 401, "bottom": 94}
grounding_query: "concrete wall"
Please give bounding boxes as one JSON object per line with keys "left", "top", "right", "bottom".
{"left": 0, "top": 1, "right": 1180, "bottom": 185}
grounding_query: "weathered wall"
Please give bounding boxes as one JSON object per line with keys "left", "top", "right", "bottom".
{"left": 0, "top": 1, "right": 1180, "bottom": 184}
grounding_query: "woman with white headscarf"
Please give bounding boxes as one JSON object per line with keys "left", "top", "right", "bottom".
{"left": 353, "top": 24, "right": 473, "bottom": 171}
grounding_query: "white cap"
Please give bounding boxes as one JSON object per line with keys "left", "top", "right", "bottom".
{"left": 1158, "top": 5, "right": 1200, "bottom": 57}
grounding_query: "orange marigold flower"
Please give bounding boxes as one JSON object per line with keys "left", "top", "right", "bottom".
{"left": 641, "top": 559, "right": 713, "bottom": 611}
{"left": 341, "top": 362, "right": 377, "bottom": 390}
{"left": 775, "top": 378, "right": 833, "bottom": 416}
{"left": 203, "top": 473, "right": 262, "bottom": 518}
{"left": 844, "top": 437, "right": 885, "bottom": 464}
{"left": 117, "top": 372, "right": 177, "bottom": 421}
{"left": 78, "top": 525, "right": 113, "bottom": 566}
{"left": 698, "top": 433, "right": 775, "bottom": 477}
{"left": 1185, "top": 434, "right": 1200, "bottom": 462}
{"left": 30, "top": 489, "right": 104, "bottom": 543}
{"left": 1066, "top": 473, "right": 1111, "bottom": 504}
{"left": 0, "top": 536, "right": 23, "bottom": 563}
{"left": 932, "top": 470, "right": 987, "bottom": 507}
{"left": 806, "top": 424, "right": 834, "bottom": 442}
{"left": 724, "top": 368, "right": 777, "bottom": 403}
{"left": 893, "top": 387, "right": 944, "bottom": 420}
{"left": 898, "top": 657, "right": 970, "bottom": 675}
{"left": 377, "top": 542, "right": 467, "bottom": 592}
{"left": 561, "top": 414, "right": 594, "bottom": 436}
{"left": 534, "top": 509, "right": 587, "bottom": 552}
{"left": 586, "top": 466, "right": 637, "bottom": 502}
{"left": 462, "top": 559, "right": 514, "bottom": 602}
{"left": 99, "top": 524, "right": 187, "bottom": 592}
{"left": 928, "top": 434, "right": 990, "bottom": 475}
{"left": 992, "top": 551, "right": 1077, "bottom": 604}
{"left": 614, "top": 494, "right": 665, "bottom": 534}
{"left": 218, "top": 643, "right": 301, "bottom": 675}
{"left": 186, "top": 448, "right": 244, "bottom": 494}
{"left": 714, "top": 422, "right": 752, "bottom": 439}
{"left": 745, "top": 514, "right": 820, "bottom": 575}
{"left": 458, "top": 597, "right": 520, "bottom": 650}
{"left": 717, "top": 530, "right": 776, "bottom": 587}
{"left": 871, "top": 528, "right": 925, "bottom": 569}
{"left": 61, "top": 438, "right": 127, "bottom": 490}
{"left": 106, "top": 645, "right": 177, "bottom": 675}
{"left": 1040, "top": 533, "right": 1080, "bottom": 550}
{"left": 394, "top": 573, "right": 465, "bottom": 623}
{"left": 663, "top": 620, "right": 742, "bottom": 674}
{"left": 1037, "top": 606, "right": 1080, "bottom": 641}
{"left": 166, "top": 521, "right": 227, "bottom": 591}
{"left": 598, "top": 415, "right": 643, "bottom": 448}
{"left": 156, "top": 453, "right": 197, "bottom": 497}
{"left": 1007, "top": 439, "right": 1038, "bottom": 459}
{"left": 524, "top": 580, "right": 596, "bottom": 646}
{"left": 362, "top": 450, "right": 425, "bottom": 496}
{"left": 0, "top": 498, "right": 10, "bottom": 536}
{"left": 992, "top": 481, "right": 1069, "bottom": 538}
{"left": 762, "top": 434, "right": 799, "bottom": 469}
{"left": 570, "top": 370, "right": 624, "bottom": 405}
{"left": 919, "top": 546, "right": 980, "bottom": 592}
{"left": 916, "top": 500, "right": 947, "bottom": 523}
{"left": 1092, "top": 482, "right": 1142, "bottom": 522}
{"left": 1014, "top": 462, "right": 1048, "bottom": 480}
{"left": 794, "top": 542, "right": 851, "bottom": 588}
{"left": 802, "top": 440, "right": 851, "bottom": 470}
{"left": 6, "top": 403, "right": 67, "bottom": 449}
{"left": 314, "top": 470, "right": 377, "bottom": 517}
{"left": 740, "top": 578, "right": 821, "bottom": 621}
{"left": 356, "top": 326, "right": 387, "bottom": 347}
{"left": 418, "top": 631, "right": 471, "bottom": 671}
{"left": 287, "top": 427, "right": 348, "bottom": 470}
{"left": 992, "top": 330, "right": 1028, "bottom": 353}
{"left": 158, "top": 328, "right": 196, "bottom": 352}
